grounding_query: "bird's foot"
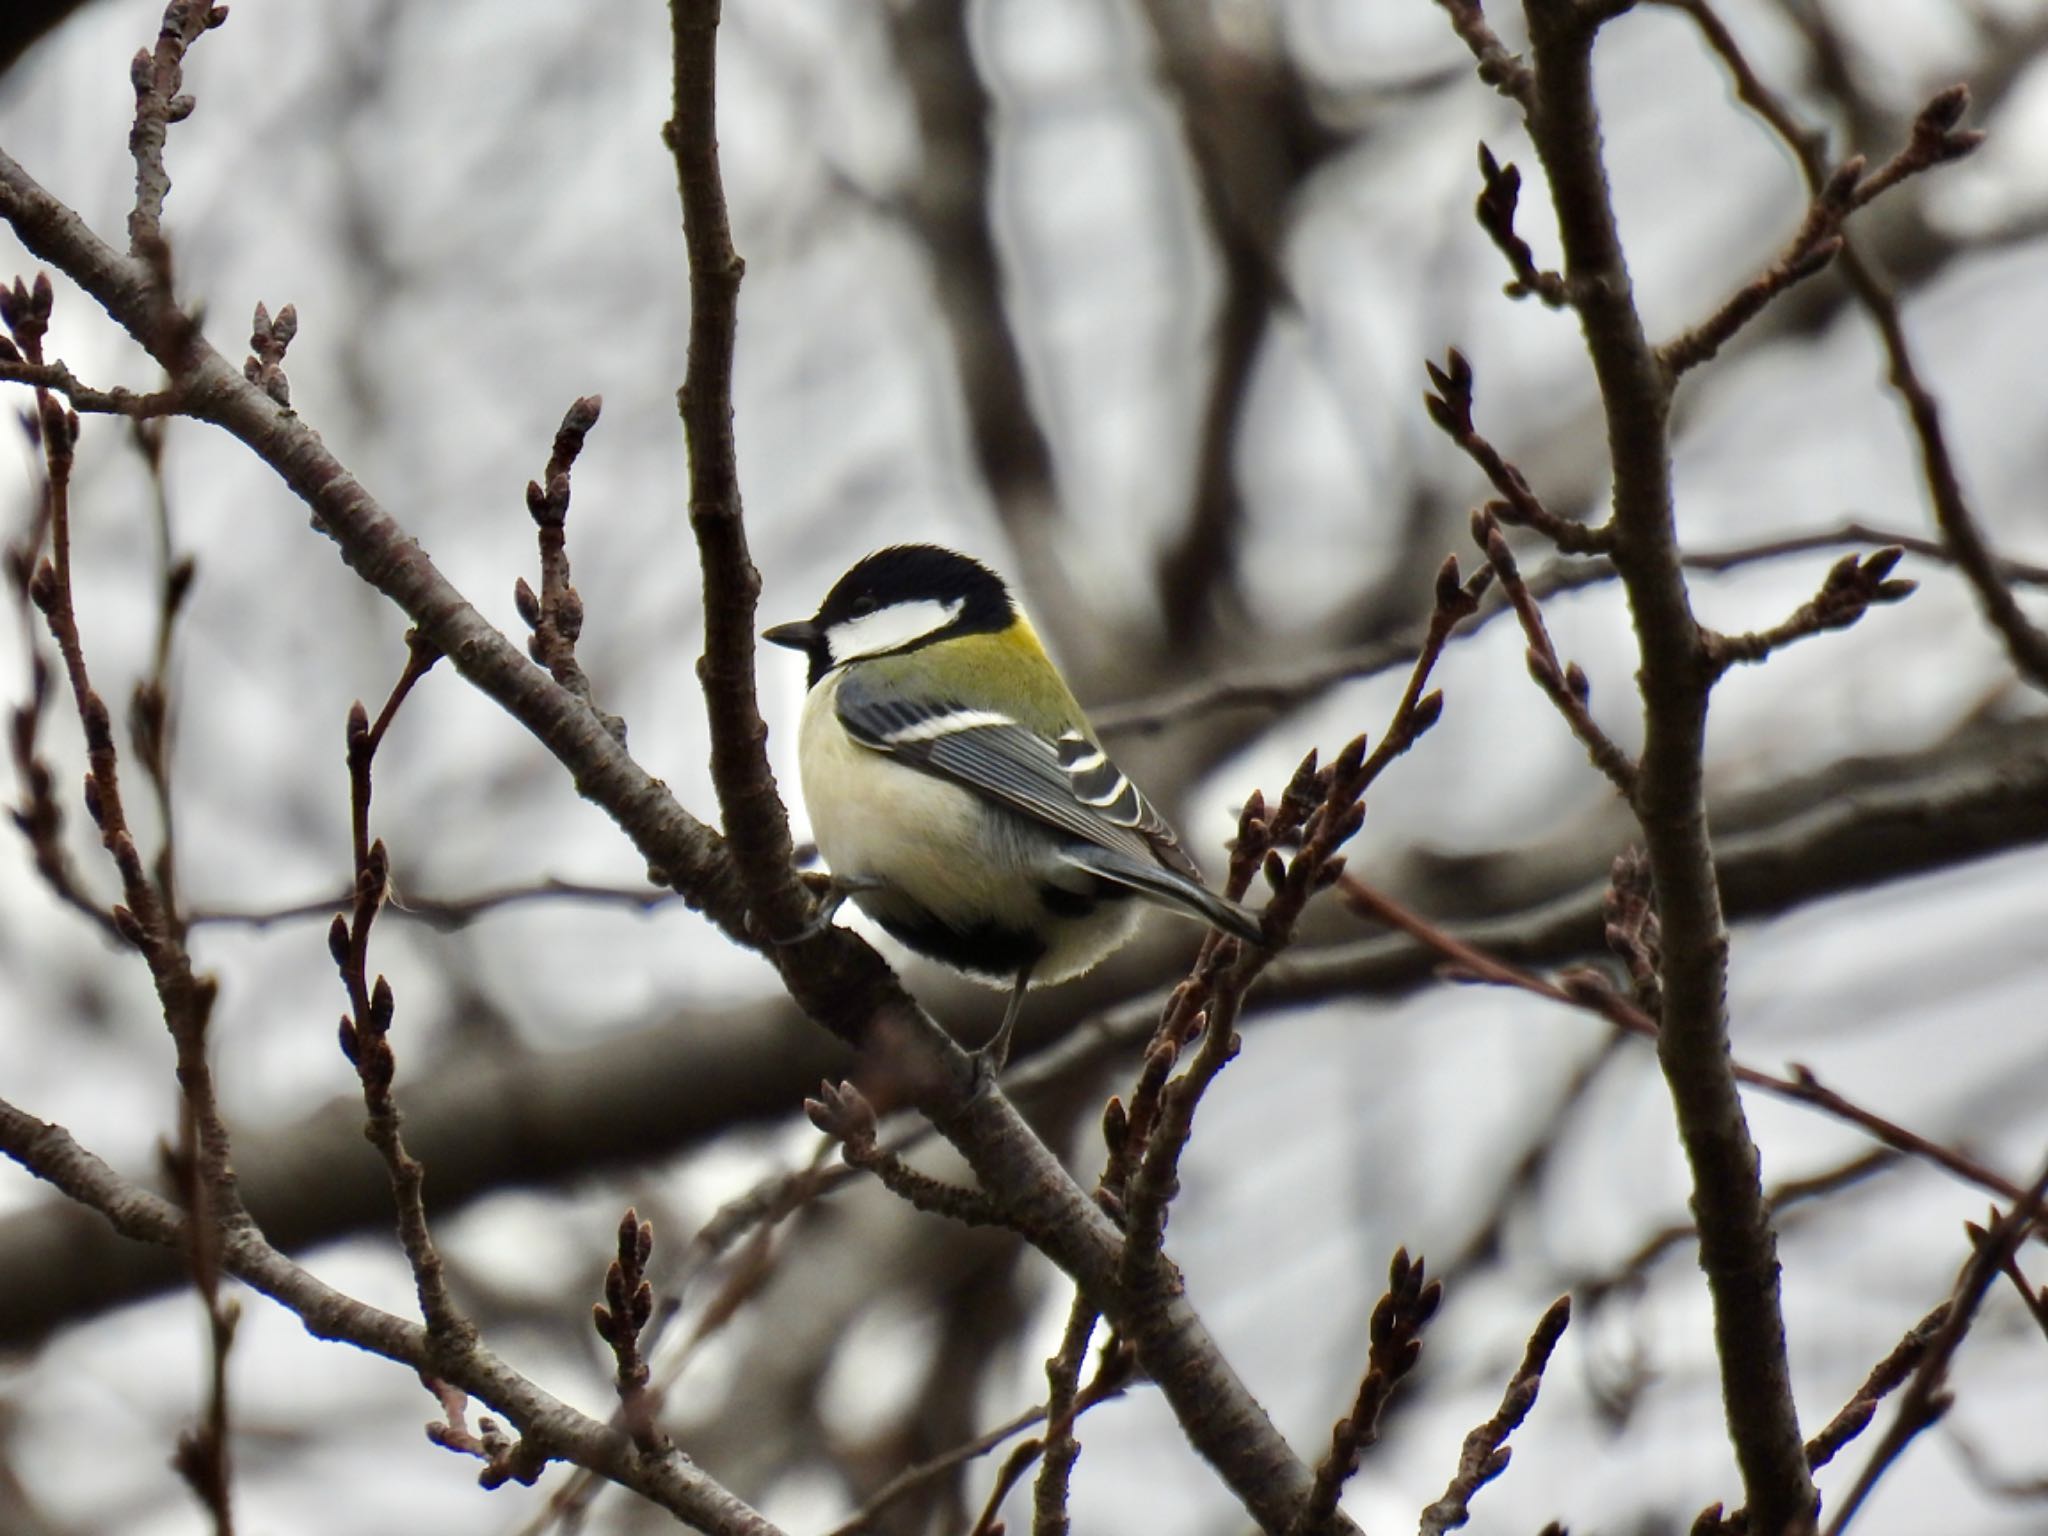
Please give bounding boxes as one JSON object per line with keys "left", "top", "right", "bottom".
{"left": 970, "top": 1029, "right": 1012, "bottom": 1089}
{"left": 770, "top": 873, "right": 883, "bottom": 946}
{"left": 969, "top": 971, "right": 1031, "bottom": 1088}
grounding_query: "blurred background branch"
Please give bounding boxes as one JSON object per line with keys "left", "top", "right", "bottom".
{"left": 3, "top": 0, "right": 2047, "bottom": 1531}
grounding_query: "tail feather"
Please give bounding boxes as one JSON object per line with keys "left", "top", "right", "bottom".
{"left": 1062, "top": 843, "right": 1265, "bottom": 947}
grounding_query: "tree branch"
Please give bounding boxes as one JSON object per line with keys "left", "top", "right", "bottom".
{"left": 1289, "top": 1250, "right": 1442, "bottom": 1536}
{"left": 1656, "top": 2, "right": 2048, "bottom": 691}
{"left": 1332, "top": 874, "right": 2047, "bottom": 1226}
{"left": 1702, "top": 546, "right": 1915, "bottom": 672}
{"left": 0, "top": 149, "right": 751, "bottom": 944}
{"left": 1510, "top": 3, "right": 1815, "bottom": 1523}
{"left": 1821, "top": 1155, "right": 2048, "bottom": 1535}
{"left": 1416, "top": 1295, "right": 1570, "bottom": 1535}
{"left": 1433, "top": 0, "right": 1536, "bottom": 104}
{"left": 329, "top": 640, "right": 473, "bottom": 1348}
{"left": 1472, "top": 507, "right": 1638, "bottom": 793}
{"left": 1092, "top": 524, "right": 2048, "bottom": 739}
{"left": 657, "top": 8, "right": 1361, "bottom": 1528}
{"left": 0, "top": 1098, "right": 788, "bottom": 1535}
{"left": 5, "top": 706, "right": 2044, "bottom": 1346}
{"left": 666, "top": 0, "right": 808, "bottom": 948}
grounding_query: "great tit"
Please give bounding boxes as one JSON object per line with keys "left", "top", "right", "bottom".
{"left": 764, "top": 544, "right": 1263, "bottom": 1067}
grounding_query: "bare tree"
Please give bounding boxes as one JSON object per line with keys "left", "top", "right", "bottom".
{"left": 2, "top": 1, "right": 2046, "bottom": 1534}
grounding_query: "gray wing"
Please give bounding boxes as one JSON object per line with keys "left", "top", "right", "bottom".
{"left": 835, "top": 673, "right": 1198, "bottom": 879}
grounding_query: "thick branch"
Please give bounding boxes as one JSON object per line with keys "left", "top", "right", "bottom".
{"left": 1515, "top": 5, "right": 1814, "bottom": 1525}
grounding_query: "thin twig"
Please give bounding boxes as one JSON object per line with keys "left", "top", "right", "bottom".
{"left": 1658, "top": 1, "right": 2047, "bottom": 689}
{"left": 127, "top": 414, "right": 194, "bottom": 939}
{"left": 1120, "top": 559, "right": 1476, "bottom": 1297}
{"left": 514, "top": 395, "right": 623, "bottom": 742}
{"left": 529, "top": 1141, "right": 855, "bottom": 1536}
{"left": 1582, "top": 1148, "right": 1901, "bottom": 1309}
{"left": 806, "top": 1080, "right": 1011, "bottom": 1230}
{"left": 1432, "top": 0, "right": 1535, "bottom": 103}
{"left": 1030, "top": 1292, "right": 1099, "bottom": 1536}
{"left": 967, "top": 1437, "right": 1044, "bottom": 1536}
{"left": 188, "top": 876, "right": 683, "bottom": 931}
{"left": 0, "top": 357, "right": 184, "bottom": 415}
{"left": 1703, "top": 547, "right": 1916, "bottom": 674}
{"left": 1659, "top": 90, "right": 1978, "bottom": 376}
{"left": 1804, "top": 1303, "right": 1948, "bottom": 1475}
{"left": 1471, "top": 507, "right": 1638, "bottom": 795}
{"left": 591, "top": 1208, "right": 667, "bottom": 1454}
{"left": 1659, "top": 165, "right": 1853, "bottom": 377}
{"left": 0, "top": 1097, "right": 789, "bottom": 1534}
{"left": 1092, "top": 523, "right": 2048, "bottom": 739}
{"left": 5, "top": 428, "right": 124, "bottom": 941}
{"left": 1425, "top": 350, "right": 1608, "bottom": 553}
{"left": 1440, "top": 1035, "right": 1629, "bottom": 1288}
{"left": 1290, "top": 1250, "right": 1443, "bottom": 1535}
{"left": 826, "top": 1341, "right": 1133, "bottom": 1536}
{"left": 1417, "top": 1295, "right": 1571, "bottom": 1535}
{"left": 123, "top": 401, "right": 230, "bottom": 1534}
{"left": 164, "top": 1100, "right": 238, "bottom": 1536}
{"left": 1473, "top": 144, "right": 1570, "bottom": 307}
{"left": 666, "top": 0, "right": 811, "bottom": 949}
{"left": 1945, "top": 1429, "right": 2048, "bottom": 1503}
{"left": 829, "top": 1406, "right": 1045, "bottom": 1536}
{"left": 327, "top": 635, "right": 474, "bottom": 1350}
{"left": 1849, "top": 245, "right": 2048, "bottom": 690}
{"left": 1334, "top": 873, "right": 2048, "bottom": 1223}
{"left": 1996, "top": 1251, "right": 2048, "bottom": 1347}
{"left": 2, "top": 273, "right": 238, "bottom": 1220}
{"left": 1822, "top": 1155, "right": 2048, "bottom": 1535}
{"left": 127, "top": 0, "right": 226, "bottom": 256}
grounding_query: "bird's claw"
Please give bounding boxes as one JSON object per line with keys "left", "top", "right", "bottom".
{"left": 970, "top": 968, "right": 1032, "bottom": 1085}
{"left": 769, "top": 874, "right": 882, "bottom": 947}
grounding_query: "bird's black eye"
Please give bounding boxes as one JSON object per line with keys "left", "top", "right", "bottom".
{"left": 848, "top": 595, "right": 879, "bottom": 618}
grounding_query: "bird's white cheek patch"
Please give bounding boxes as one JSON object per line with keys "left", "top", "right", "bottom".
{"left": 824, "top": 598, "right": 963, "bottom": 664}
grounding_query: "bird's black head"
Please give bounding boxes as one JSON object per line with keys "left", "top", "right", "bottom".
{"left": 764, "top": 545, "right": 1015, "bottom": 687}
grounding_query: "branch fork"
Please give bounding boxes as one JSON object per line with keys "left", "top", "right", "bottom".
{"left": 806, "top": 1079, "right": 1009, "bottom": 1231}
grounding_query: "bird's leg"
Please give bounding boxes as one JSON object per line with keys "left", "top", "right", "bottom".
{"left": 975, "top": 962, "right": 1034, "bottom": 1080}
{"left": 771, "top": 872, "right": 885, "bottom": 946}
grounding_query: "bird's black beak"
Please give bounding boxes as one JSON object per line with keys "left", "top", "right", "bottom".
{"left": 762, "top": 619, "right": 822, "bottom": 651}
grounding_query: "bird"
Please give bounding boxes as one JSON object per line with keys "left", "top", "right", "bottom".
{"left": 763, "top": 544, "right": 1263, "bottom": 1069}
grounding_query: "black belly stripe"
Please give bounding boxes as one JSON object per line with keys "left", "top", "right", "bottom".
{"left": 1038, "top": 881, "right": 1104, "bottom": 919}
{"left": 875, "top": 909, "right": 1048, "bottom": 979}
{"left": 870, "top": 879, "right": 1134, "bottom": 979}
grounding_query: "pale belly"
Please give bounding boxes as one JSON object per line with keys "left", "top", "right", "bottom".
{"left": 796, "top": 673, "right": 1143, "bottom": 985}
